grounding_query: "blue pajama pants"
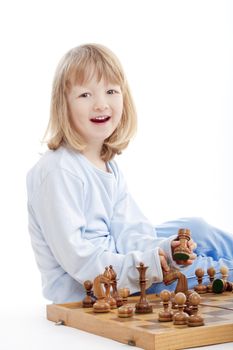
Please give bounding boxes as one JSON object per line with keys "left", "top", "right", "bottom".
{"left": 148, "top": 217, "right": 233, "bottom": 293}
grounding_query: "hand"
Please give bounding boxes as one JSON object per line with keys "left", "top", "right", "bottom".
{"left": 171, "top": 239, "right": 197, "bottom": 266}
{"left": 159, "top": 248, "right": 170, "bottom": 272}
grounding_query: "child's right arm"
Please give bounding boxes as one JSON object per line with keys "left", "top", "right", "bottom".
{"left": 27, "top": 167, "right": 164, "bottom": 297}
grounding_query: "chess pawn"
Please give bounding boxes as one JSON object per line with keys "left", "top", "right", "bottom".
{"left": 212, "top": 279, "right": 233, "bottom": 293}
{"left": 118, "top": 305, "right": 134, "bottom": 318}
{"left": 135, "top": 262, "right": 153, "bottom": 314}
{"left": 109, "top": 265, "right": 124, "bottom": 307}
{"left": 158, "top": 290, "right": 173, "bottom": 322}
{"left": 184, "top": 290, "right": 195, "bottom": 315}
{"left": 173, "top": 228, "right": 191, "bottom": 261}
{"left": 188, "top": 292, "right": 204, "bottom": 327}
{"left": 173, "top": 292, "right": 189, "bottom": 325}
{"left": 220, "top": 265, "right": 228, "bottom": 282}
{"left": 212, "top": 265, "right": 232, "bottom": 293}
{"left": 207, "top": 267, "right": 216, "bottom": 292}
{"left": 103, "top": 267, "right": 117, "bottom": 309}
{"left": 82, "top": 280, "right": 96, "bottom": 308}
{"left": 194, "top": 268, "right": 207, "bottom": 294}
{"left": 118, "top": 288, "right": 130, "bottom": 304}
{"left": 170, "top": 291, "right": 177, "bottom": 309}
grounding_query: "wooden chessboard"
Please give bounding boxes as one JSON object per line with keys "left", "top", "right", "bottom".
{"left": 47, "top": 292, "right": 233, "bottom": 350}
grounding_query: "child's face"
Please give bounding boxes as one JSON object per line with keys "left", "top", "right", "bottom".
{"left": 67, "top": 76, "right": 123, "bottom": 149}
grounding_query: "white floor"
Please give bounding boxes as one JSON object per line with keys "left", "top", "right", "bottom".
{"left": 1, "top": 303, "right": 233, "bottom": 350}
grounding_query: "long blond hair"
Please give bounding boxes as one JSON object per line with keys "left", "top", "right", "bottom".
{"left": 44, "top": 44, "right": 137, "bottom": 161}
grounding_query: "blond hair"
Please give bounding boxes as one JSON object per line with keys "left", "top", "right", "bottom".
{"left": 44, "top": 44, "right": 137, "bottom": 161}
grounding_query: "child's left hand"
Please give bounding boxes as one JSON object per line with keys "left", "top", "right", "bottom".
{"left": 171, "top": 239, "right": 197, "bottom": 266}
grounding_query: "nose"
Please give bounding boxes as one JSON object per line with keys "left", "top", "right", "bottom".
{"left": 93, "top": 95, "right": 109, "bottom": 111}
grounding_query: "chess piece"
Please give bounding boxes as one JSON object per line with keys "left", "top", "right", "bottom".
{"left": 170, "top": 291, "right": 177, "bottom": 309}
{"left": 109, "top": 265, "right": 124, "bottom": 307}
{"left": 184, "top": 289, "right": 195, "bottom": 315}
{"left": 163, "top": 268, "right": 188, "bottom": 295}
{"left": 163, "top": 268, "right": 180, "bottom": 286}
{"left": 93, "top": 274, "right": 111, "bottom": 313}
{"left": 188, "top": 292, "right": 204, "bottom": 327}
{"left": 220, "top": 265, "right": 228, "bottom": 282}
{"left": 175, "top": 272, "right": 188, "bottom": 294}
{"left": 82, "top": 280, "right": 96, "bottom": 308}
{"left": 158, "top": 290, "right": 173, "bottom": 322}
{"left": 173, "top": 292, "right": 189, "bottom": 325}
{"left": 118, "top": 288, "right": 130, "bottom": 304}
{"left": 212, "top": 265, "right": 233, "bottom": 293}
{"left": 173, "top": 228, "right": 191, "bottom": 261}
{"left": 212, "top": 279, "right": 233, "bottom": 293}
{"left": 135, "top": 262, "right": 153, "bottom": 314}
{"left": 103, "top": 267, "right": 117, "bottom": 309}
{"left": 194, "top": 268, "right": 207, "bottom": 294}
{"left": 207, "top": 267, "right": 216, "bottom": 292}
{"left": 118, "top": 305, "right": 134, "bottom": 318}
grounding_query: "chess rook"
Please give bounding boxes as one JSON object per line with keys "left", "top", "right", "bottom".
{"left": 173, "top": 228, "right": 191, "bottom": 261}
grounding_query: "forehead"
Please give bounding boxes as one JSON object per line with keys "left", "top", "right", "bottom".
{"left": 68, "top": 60, "right": 122, "bottom": 88}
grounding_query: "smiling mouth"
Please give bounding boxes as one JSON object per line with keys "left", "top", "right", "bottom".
{"left": 90, "top": 116, "right": 111, "bottom": 124}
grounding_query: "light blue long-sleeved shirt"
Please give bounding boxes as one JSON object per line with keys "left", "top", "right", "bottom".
{"left": 26, "top": 146, "right": 174, "bottom": 303}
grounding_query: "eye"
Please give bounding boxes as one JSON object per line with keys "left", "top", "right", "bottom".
{"left": 107, "top": 89, "right": 118, "bottom": 95}
{"left": 79, "top": 92, "right": 91, "bottom": 98}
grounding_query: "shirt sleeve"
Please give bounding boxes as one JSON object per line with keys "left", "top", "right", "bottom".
{"left": 28, "top": 167, "right": 164, "bottom": 295}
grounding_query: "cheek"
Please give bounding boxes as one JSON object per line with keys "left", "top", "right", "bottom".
{"left": 69, "top": 103, "right": 86, "bottom": 122}
{"left": 115, "top": 98, "right": 123, "bottom": 117}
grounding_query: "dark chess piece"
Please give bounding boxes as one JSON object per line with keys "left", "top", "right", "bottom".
{"left": 158, "top": 290, "right": 173, "bottom": 322}
{"left": 173, "top": 228, "right": 191, "bottom": 261}
{"left": 188, "top": 292, "right": 204, "bottom": 327}
{"left": 109, "top": 265, "right": 124, "bottom": 307}
{"left": 194, "top": 268, "right": 207, "bottom": 294}
{"left": 207, "top": 267, "right": 216, "bottom": 292}
{"left": 173, "top": 292, "right": 189, "bottom": 325}
{"left": 135, "top": 262, "right": 153, "bottom": 314}
{"left": 82, "top": 280, "right": 96, "bottom": 308}
{"left": 212, "top": 265, "right": 233, "bottom": 293}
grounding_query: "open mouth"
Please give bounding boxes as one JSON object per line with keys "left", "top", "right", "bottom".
{"left": 90, "top": 116, "right": 111, "bottom": 124}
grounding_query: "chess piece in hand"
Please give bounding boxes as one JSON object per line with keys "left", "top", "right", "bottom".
{"left": 172, "top": 229, "right": 197, "bottom": 266}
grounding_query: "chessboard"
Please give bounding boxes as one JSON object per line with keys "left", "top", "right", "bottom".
{"left": 47, "top": 292, "right": 233, "bottom": 350}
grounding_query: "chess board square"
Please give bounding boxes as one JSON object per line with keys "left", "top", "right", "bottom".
{"left": 204, "top": 316, "right": 228, "bottom": 323}
{"left": 205, "top": 309, "right": 230, "bottom": 316}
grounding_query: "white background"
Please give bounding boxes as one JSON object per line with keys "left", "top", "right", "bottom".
{"left": 0, "top": 1, "right": 232, "bottom": 349}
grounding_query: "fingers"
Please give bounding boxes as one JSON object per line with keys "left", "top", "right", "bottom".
{"left": 172, "top": 239, "right": 197, "bottom": 255}
{"left": 159, "top": 248, "right": 170, "bottom": 272}
{"left": 188, "top": 239, "right": 197, "bottom": 251}
{"left": 171, "top": 240, "right": 180, "bottom": 248}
